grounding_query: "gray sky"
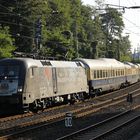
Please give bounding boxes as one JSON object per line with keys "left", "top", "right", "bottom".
{"left": 82, "top": 0, "right": 140, "bottom": 52}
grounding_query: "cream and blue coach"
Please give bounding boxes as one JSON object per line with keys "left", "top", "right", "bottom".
{"left": 76, "top": 58, "right": 126, "bottom": 95}
{"left": 124, "top": 62, "right": 139, "bottom": 84}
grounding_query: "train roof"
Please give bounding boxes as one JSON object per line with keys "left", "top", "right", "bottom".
{"left": 136, "top": 63, "right": 140, "bottom": 67}
{"left": 0, "top": 58, "right": 82, "bottom": 68}
{"left": 124, "top": 62, "right": 138, "bottom": 68}
{"left": 76, "top": 58, "right": 125, "bottom": 69}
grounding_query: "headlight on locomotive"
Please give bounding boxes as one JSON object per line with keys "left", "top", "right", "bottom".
{"left": 17, "top": 86, "right": 23, "bottom": 92}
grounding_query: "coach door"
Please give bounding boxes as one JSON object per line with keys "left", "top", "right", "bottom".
{"left": 52, "top": 68, "right": 57, "bottom": 94}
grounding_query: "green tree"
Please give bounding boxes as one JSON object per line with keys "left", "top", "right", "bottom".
{"left": 120, "top": 35, "right": 132, "bottom": 61}
{"left": 0, "top": 0, "right": 49, "bottom": 52}
{"left": 0, "top": 26, "right": 16, "bottom": 58}
{"left": 43, "top": 0, "right": 73, "bottom": 59}
{"left": 101, "top": 7, "right": 124, "bottom": 59}
{"left": 0, "top": 0, "right": 132, "bottom": 60}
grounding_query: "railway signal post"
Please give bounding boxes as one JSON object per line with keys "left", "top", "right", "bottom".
{"left": 127, "top": 93, "right": 133, "bottom": 103}
{"left": 65, "top": 112, "right": 73, "bottom": 127}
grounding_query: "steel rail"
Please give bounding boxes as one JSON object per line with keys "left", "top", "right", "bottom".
{"left": 56, "top": 105, "right": 140, "bottom": 140}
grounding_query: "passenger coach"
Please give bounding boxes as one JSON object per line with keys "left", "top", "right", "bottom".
{"left": 76, "top": 58, "right": 127, "bottom": 95}
{"left": 124, "top": 62, "right": 139, "bottom": 84}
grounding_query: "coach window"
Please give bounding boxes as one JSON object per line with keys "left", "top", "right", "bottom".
{"left": 128, "top": 69, "right": 131, "bottom": 75}
{"left": 127, "top": 69, "right": 129, "bottom": 75}
{"left": 111, "top": 70, "right": 113, "bottom": 77}
{"left": 110, "top": 70, "right": 112, "bottom": 77}
{"left": 105, "top": 70, "right": 107, "bottom": 77}
{"left": 126, "top": 69, "right": 127, "bottom": 75}
{"left": 114, "top": 70, "right": 115, "bottom": 77}
{"left": 97, "top": 70, "right": 100, "bottom": 78}
{"left": 96, "top": 70, "right": 98, "bottom": 78}
{"left": 112, "top": 70, "right": 114, "bottom": 77}
{"left": 104, "top": 70, "right": 106, "bottom": 77}
{"left": 122, "top": 70, "right": 124, "bottom": 76}
{"left": 109, "top": 70, "right": 111, "bottom": 77}
{"left": 104, "top": 70, "right": 106, "bottom": 78}
{"left": 128, "top": 69, "right": 130, "bottom": 75}
{"left": 126, "top": 69, "right": 129, "bottom": 75}
{"left": 130, "top": 69, "right": 132, "bottom": 75}
{"left": 94, "top": 70, "right": 97, "bottom": 79}
{"left": 129, "top": 69, "right": 132, "bottom": 75}
{"left": 118, "top": 69, "right": 120, "bottom": 76}
{"left": 100, "top": 70, "right": 102, "bottom": 78}
{"left": 113, "top": 70, "right": 115, "bottom": 77}
{"left": 117, "top": 70, "right": 119, "bottom": 76}
{"left": 108, "top": 70, "right": 111, "bottom": 77}
{"left": 107, "top": 70, "right": 109, "bottom": 78}
{"left": 129, "top": 69, "right": 131, "bottom": 75}
{"left": 132, "top": 69, "right": 134, "bottom": 75}
{"left": 102, "top": 70, "right": 104, "bottom": 78}
{"left": 125, "top": 69, "right": 127, "bottom": 75}
{"left": 108, "top": 70, "right": 109, "bottom": 77}
{"left": 107, "top": 70, "right": 109, "bottom": 77}
{"left": 103, "top": 70, "right": 105, "bottom": 78}
{"left": 116, "top": 70, "right": 118, "bottom": 77}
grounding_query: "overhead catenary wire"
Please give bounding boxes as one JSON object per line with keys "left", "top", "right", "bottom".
{"left": 128, "top": 0, "right": 137, "bottom": 6}
{"left": 124, "top": 28, "right": 140, "bottom": 36}
{"left": 1, "top": 1, "right": 140, "bottom": 39}
{"left": 127, "top": 0, "right": 136, "bottom": 6}
{"left": 123, "top": 16, "right": 140, "bottom": 30}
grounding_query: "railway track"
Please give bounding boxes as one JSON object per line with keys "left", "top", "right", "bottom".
{"left": 0, "top": 82, "right": 140, "bottom": 139}
{"left": 56, "top": 105, "right": 140, "bottom": 140}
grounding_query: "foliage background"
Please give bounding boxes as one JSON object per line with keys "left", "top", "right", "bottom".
{"left": 0, "top": 0, "right": 132, "bottom": 61}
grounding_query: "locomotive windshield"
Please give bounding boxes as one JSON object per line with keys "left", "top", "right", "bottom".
{"left": 0, "top": 66, "right": 19, "bottom": 79}
{"left": 0, "top": 65, "right": 20, "bottom": 95}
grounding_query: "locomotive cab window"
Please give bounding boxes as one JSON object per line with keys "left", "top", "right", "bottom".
{"left": 0, "top": 65, "right": 19, "bottom": 79}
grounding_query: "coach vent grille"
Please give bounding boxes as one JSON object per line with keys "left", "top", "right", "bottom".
{"left": 40, "top": 61, "right": 52, "bottom": 66}
{"left": 76, "top": 62, "right": 82, "bottom": 67}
